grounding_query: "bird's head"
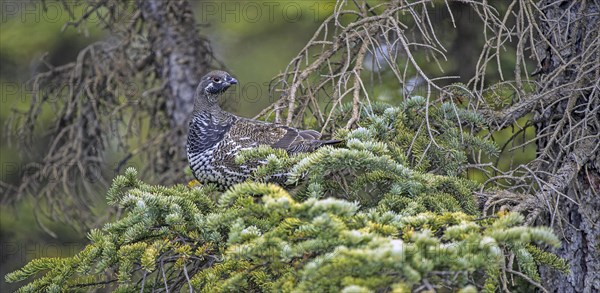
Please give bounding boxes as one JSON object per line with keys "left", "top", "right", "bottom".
{"left": 198, "top": 70, "right": 238, "bottom": 96}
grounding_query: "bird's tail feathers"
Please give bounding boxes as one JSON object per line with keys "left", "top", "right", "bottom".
{"left": 318, "top": 139, "right": 344, "bottom": 147}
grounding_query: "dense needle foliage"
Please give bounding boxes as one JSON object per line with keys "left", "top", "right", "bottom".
{"left": 6, "top": 99, "right": 567, "bottom": 292}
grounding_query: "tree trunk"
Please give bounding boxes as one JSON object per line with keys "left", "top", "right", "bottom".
{"left": 536, "top": 1, "right": 600, "bottom": 292}
{"left": 141, "top": 0, "right": 211, "bottom": 128}
{"left": 139, "top": 0, "right": 213, "bottom": 182}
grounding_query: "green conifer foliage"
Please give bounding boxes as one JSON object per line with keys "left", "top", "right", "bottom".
{"left": 6, "top": 101, "right": 567, "bottom": 292}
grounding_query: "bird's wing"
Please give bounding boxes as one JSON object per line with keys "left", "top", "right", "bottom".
{"left": 271, "top": 127, "right": 321, "bottom": 149}
{"left": 227, "top": 118, "right": 334, "bottom": 154}
{"left": 226, "top": 118, "right": 287, "bottom": 147}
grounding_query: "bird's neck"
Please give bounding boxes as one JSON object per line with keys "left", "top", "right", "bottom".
{"left": 193, "top": 93, "right": 230, "bottom": 122}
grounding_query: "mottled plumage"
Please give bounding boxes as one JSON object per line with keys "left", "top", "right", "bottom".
{"left": 187, "top": 71, "right": 339, "bottom": 188}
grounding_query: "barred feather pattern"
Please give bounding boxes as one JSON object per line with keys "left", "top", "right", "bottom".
{"left": 187, "top": 113, "right": 339, "bottom": 188}
{"left": 187, "top": 71, "right": 340, "bottom": 189}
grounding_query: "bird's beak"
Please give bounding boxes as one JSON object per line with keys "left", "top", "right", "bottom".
{"left": 227, "top": 77, "right": 238, "bottom": 85}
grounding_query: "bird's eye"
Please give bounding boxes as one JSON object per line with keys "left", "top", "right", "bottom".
{"left": 213, "top": 77, "right": 221, "bottom": 83}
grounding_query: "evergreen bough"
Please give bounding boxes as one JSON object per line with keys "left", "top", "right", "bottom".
{"left": 6, "top": 99, "right": 567, "bottom": 292}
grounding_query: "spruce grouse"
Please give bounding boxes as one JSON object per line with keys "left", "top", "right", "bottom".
{"left": 187, "top": 71, "right": 340, "bottom": 188}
